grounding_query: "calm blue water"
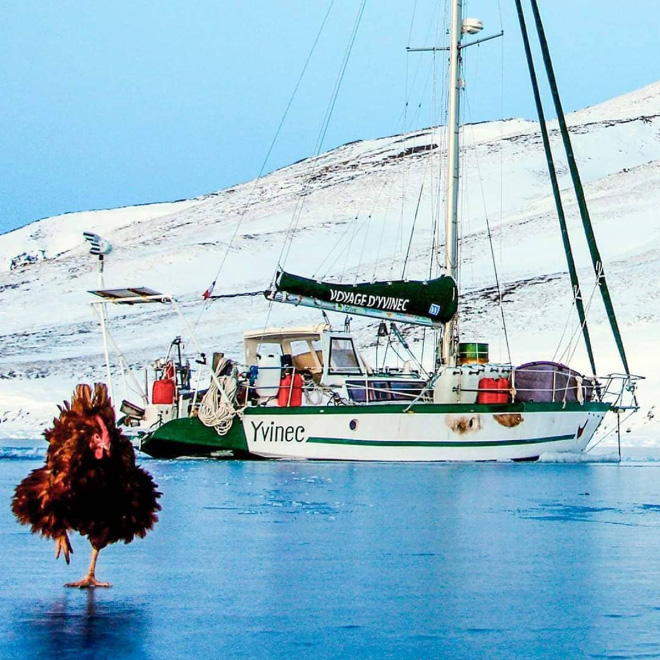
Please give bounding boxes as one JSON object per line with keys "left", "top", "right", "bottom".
{"left": 2, "top": 448, "right": 660, "bottom": 660}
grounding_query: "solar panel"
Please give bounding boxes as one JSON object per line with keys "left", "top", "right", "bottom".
{"left": 88, "top": 287, "right": 171, "bottom": 304}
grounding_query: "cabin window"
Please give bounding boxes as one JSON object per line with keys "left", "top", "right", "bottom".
{"left": 369, "top": 381, "right": 391, "bottom": 402}
{"left": 256, "top": 343, "right": 282, "bottom": 357}
{"left": 346, "top": 381, "right": 368, "bottom": 403}
{"left": 389, "top": 381, "right": 425, "bottom": 401}
{"left": 329, "top": 338, "right": 362, "bottom": 374}
{"left": 290, "top": 340, "right": 310, "bottom": 356}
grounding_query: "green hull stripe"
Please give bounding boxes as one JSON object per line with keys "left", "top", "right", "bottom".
{"left": 306, "top": 433, "right": 575, "bottom": 448}
{"left": 244, "top": 401, "right": 610, "bottom": 416}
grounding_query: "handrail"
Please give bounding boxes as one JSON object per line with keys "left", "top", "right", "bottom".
{"left": 238, "top": 363, "right": 642, "bottom": 413}
{"left": 599, "top": 373, "right": 643, "bottom": 411}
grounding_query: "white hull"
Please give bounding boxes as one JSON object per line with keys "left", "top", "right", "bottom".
{"left": 242, "top": 403, "right": 608, "bottom": 461}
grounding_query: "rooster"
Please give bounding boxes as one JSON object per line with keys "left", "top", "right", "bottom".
{"left": 12, "top": 383, "right": 161, "bottom": 588}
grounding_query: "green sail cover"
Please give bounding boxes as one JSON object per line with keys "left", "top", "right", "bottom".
{"left": 269, "top": 270, "right": 458, "bottom": 326}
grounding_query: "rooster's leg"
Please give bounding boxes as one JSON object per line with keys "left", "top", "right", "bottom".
{"left": 65, "top": 546, "right": 111, "bottom": 588}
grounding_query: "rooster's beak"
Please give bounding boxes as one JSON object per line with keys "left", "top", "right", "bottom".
{"left": 92, "top": 415, "right": 111, "bottom": 459}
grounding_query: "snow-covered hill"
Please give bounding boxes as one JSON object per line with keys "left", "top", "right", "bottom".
{"left": 2, "top": 81, "right": 659, "bottom": 445}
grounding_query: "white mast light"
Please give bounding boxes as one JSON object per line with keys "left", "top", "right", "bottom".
{"left": 462, "top": 18, "right": 483, "bottom": 35}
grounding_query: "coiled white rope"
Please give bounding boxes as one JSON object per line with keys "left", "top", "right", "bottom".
{"left": 198, "top": 360, "right": 243, "bottom": 436}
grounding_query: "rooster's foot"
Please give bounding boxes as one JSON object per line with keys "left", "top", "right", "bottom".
{"left": 65, "top": 575, "right": 111, "bottom": 589}
{"left": 55, "top": 534, "right": 73, "bottom": 564}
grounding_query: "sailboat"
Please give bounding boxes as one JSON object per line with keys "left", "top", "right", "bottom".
{"left": 131, "top": 0, "right": 639, "bottom": 460}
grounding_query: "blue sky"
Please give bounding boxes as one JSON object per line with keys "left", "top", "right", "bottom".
{"left": 1, "top": 0, "right": 658, "bottom": 235}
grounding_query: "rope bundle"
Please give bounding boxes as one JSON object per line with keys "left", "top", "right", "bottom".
{"left": 197, "top": 359, "right": 242, "bottom": 436}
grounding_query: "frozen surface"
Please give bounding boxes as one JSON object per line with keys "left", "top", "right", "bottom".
{"left": 3, "top": 449, "right": 660, "bottom": 659}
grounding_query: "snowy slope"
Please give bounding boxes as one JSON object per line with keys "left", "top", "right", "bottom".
{"left": 1, "top": 81, "right": 659, "bottom": 444}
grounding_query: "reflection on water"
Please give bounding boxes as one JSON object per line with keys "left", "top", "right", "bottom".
{"left": 12, "top": 590, "right": 149, "bottom": 660}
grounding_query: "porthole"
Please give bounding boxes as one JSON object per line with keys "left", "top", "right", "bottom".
{"left": 349, "top": 419, "right": 358, "bottom": 431}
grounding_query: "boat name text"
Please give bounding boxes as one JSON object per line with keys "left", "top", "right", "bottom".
{"left": 250, "top": 421, "right": 306, "bottom": 443}
{"left": 328, "top": 289, "right": 410, "bottom": 312}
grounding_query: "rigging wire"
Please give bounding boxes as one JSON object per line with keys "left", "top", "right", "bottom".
{"left": 401, "top": 184, "right": 426, "bottom": 278}
{"left": 426, "top": 2, "right": 450, "bottom": 368}
{"left": 555, "top": 277, "right": 599, "bottom": 367}
{"left": 390, "top": 0, "right": 419, "bottom": 279}
{"left": 431, "top": 5, "right": 450, "bottom": 280}
{"left": 362, "top": 0, "right": 445, "bottom": 286}
{"left": 409, "top": 0, "right": 446, "bottom": 365}
{"left": 390, "top": 153, "right": 412, "bottom": 281}
{"left": 387, "top": 63, "right": 439, "bottom": 283}
{"left": 497, "top": 0, "right": 506, "bottom": 361}
{"left": 318, "top": 0, "right": 446, "bottom": 288}
{"left": 390, "top": 142, "right": 417, "bottom": 281}
{"left": 372, "top": 178, "right": 397, "bottom": 281}
{"left": 334, "top": 65, "right": 438, "bottom": 285}
{"left": 401, "top": 2, "right": 448, "bottom": 282}
{"left": 194, "top": 0, "right": 336, "bottom": 328}
{"left": 463, "top": 84, "right": 512, "bottom": 364}
{"left": 407, "top": 0, "right": 419, "bottom": 49}
{"left": 529, "top": 0, "right": 629, "bottom": 376}
{"left": 341, "top": 213, "right": 362, "bottom": 282}
{"left": 552, "top": 281, "right": 580, "bottom": 362}
{"left": 278, "top": 0, "right": 369, "bottom": 273}
{"left": 356, "top": 179, "right": 392, "bottom": 280}
{"left": 259, "top": 0, "right": 367, "bottom": 338}
{"left": 389, "top": 3, "right": 441, "bottom": 285}
{"left": 586, "top": 409, "right": 637, "bottom": 454}
{"left": 313, "top": 214, "right": 365, "bottom": 280}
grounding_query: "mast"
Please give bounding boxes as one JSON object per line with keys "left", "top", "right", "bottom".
{"left": 440, "top": 0, "right": 463, "bottom": 367}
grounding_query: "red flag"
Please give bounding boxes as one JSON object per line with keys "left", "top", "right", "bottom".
{"left": 202, "top": 282, "right": 215, "bottom": 300}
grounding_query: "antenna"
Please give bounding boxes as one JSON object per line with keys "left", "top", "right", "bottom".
{"left": 83, "top": 232, "right": 112, "bottom": 288}
{"left": 83, "top": 231, "right": 114, "bottom": 403}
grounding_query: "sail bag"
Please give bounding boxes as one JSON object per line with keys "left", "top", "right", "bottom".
{"left": 267, "top": 270, "right": 458, "bottom": 327}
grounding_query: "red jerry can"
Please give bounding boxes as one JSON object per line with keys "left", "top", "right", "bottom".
{"left": 152, "top": 378, "right": 176, "bottom": 404}
{"left": 278, "top": 373, "right": 303, "bottom": 407}
{"left": 476, "top": 377, "right": 509, "bottom": 404}
{"left": 496, "top": 378, "right": 510, "bottom": 403}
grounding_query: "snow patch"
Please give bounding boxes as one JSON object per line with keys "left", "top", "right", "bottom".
{"left": 1, "top": 81, "right": 659, "bottom": 444}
